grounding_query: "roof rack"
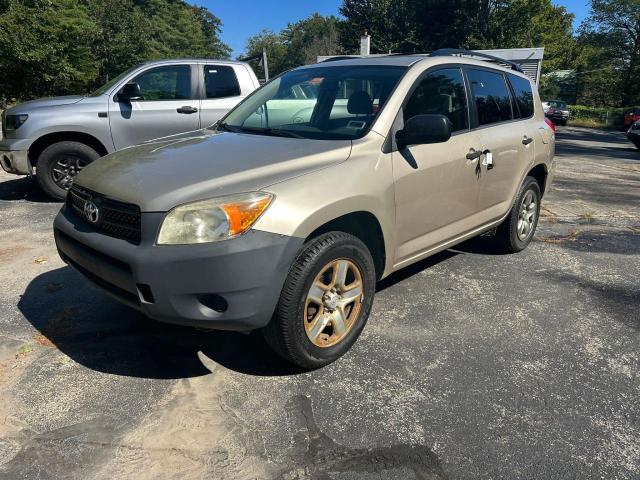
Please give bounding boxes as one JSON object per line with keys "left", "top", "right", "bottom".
{"left": 320, "top": 55, "right": 362, "bottom": 62}
{"left": 430, "top": 48, "right": 524, "bottom": 73}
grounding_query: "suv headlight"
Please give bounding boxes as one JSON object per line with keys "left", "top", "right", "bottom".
{"left": 157, "top": 192, "right": 274, "bottom": 245}
{"left": 4, "top": 114, "right": 29, "bottom": 131}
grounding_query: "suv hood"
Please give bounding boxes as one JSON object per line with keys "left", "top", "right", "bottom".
{"left": 76, "top": 129, "right": 352, "bottom": 212}
{"left": 9, "top": 95, "right": 85, "bottom": 113}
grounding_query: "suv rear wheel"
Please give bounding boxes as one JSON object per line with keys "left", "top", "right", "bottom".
{"left": 263, "top": 232, "right": 376, "bottom": 369}
{"left": 36, "top": 141, "right": 100, "bottom": 201}
{"left": 494, "top": 176, "right": 541, "bottom": 253}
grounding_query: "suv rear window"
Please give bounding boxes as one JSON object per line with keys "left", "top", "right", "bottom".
{"left": 467, "top": 69, "right": 513, "bottom": 126}
{"left": 508, "top": 74, "right": 534, "bottom": 118}
{"left": 204, "top": 65, "right": 241, "bottom": 98}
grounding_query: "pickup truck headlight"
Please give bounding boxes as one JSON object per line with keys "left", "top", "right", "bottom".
{"left": 4, "top": 114, "right": 29, "bottom": 131}
{"left": 157, "top": 192, "right": 274, "bottom": 245}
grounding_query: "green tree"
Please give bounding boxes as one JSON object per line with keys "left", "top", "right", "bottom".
{"left": 0, "top": 0, "right": 231, "bottom": 103}
{"left": 578, "top": 0, "right": 640, "bottom": 105}
{"left": 242, "top": 30, "right": 289, "bottom": 78}
{"left": 0, "top": 0, "right": 98, "bottom": 103}
{"left": 242, "top": 14, "right": 341, "bottom": 77}
{"left": 338, "top": 0, "right": 576, "bottom": 76}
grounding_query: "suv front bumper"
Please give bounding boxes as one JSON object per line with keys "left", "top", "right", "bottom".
{"left": 53, "top": 206, "right": 304, "bottom": 330}
{"left": 0, "top": 138, "right": 32, "bottom": 174}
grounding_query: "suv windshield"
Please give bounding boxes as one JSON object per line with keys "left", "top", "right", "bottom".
{"left": 218, "top": 65, "right": 407, "bottom": 140}
{"left": 89, "top": 64, "right": 142, "bottom": 97}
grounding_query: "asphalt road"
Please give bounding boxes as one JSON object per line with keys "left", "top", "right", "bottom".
{"left": 0, "top": 127, "right": 638, "bottom": 480}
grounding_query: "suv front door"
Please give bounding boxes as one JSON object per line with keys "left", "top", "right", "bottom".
{"left": 109, "top": 64, "right": 200, "bottom": 149}
{"left": 392, "top": 67, "right": 484, "bottom": 265}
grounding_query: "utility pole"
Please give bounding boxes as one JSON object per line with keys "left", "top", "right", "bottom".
{"left": 262, "top": 48, "right": 269, "bottom": 82}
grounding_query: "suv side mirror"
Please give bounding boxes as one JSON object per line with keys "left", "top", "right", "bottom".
{"left": 118, "top": 82, "right": 143, "bottom": 102}
{"left": 396, "top": 114, "right": 452, "bottom": 149}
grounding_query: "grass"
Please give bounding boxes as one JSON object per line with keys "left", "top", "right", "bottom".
{"left": 567, "top": 118, "right": 610, "bottom": 129}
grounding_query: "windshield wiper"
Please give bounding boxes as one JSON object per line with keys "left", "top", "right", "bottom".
{"left": 217, "top": 123, "right": 304, "bottom": 138}
{"left": 216, "top": 122, "right": 241, "bottom": 133}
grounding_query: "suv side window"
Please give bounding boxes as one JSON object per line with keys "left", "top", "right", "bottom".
{"left": 404, "top": 68, "right": 469, "bottom": 132}
{"left": 508, "top": 74, "right": 534, "bottom": 118}
{"left": 204, "top": 65, "right": 241, "bottom": 98}
{"left": 132, "top": 65, "right": 192, "bottom": 101}
{"left": 467, "top": 69, "right": 513, "bottom": 126}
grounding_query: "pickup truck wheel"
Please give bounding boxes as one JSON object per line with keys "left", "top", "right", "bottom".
{"left": 36, "top": 141, "right": 100, "bottom": 201}
{"left": 263, "top": 232, "right": 376, "bottom": 370}
{"left": 494, "top": 176, "right": 541, "bottom": 253}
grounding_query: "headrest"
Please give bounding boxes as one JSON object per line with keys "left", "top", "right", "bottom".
{"left": 347, "top": 90, "right": 373, "bottom": 115}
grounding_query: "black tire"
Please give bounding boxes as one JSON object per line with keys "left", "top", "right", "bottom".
{"left": 263, "top": 232, "right": 376, "bottom": 370}
{"left": 494, "top": 176, "right": 541, "bottom": 253}
{"left": 35, "top": 141, "right": 100, "bottom": 201}
{"left": 560, "top": 120, "right": 567, "bottom": 126}
{"left": 633, "top": 142, "right": 640, "bottom": 151}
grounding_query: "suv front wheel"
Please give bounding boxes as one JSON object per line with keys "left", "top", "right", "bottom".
{"left": 36, "top": 141, "right": 100, "bottom": 201}
{"left": 263, "top": 232, "right": 376, "bottom": 369}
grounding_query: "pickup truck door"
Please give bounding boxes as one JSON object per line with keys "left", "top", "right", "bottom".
{"left": 109, "top": 64, "right": 200, "bottom": 150}
{"left": 199, "top": 64, "right": 251, "bottom": 128}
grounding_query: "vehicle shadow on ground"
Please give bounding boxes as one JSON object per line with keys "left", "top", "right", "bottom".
{"left": 0, "top": 175, "right": 57, "bottom": 203}
{"left": 20, "top": 247, "right": 473, "bottom": 379}
{"left": 18, "top": 266, "right": 305, "bottom": 379}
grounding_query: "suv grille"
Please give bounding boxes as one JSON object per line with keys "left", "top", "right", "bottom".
{"left": 67, "top": 185, "right": 142, "bottom": 244}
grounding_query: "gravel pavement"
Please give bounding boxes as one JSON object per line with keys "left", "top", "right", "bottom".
{"left": 0, "top": 127, "right": 638, "bottom": 479}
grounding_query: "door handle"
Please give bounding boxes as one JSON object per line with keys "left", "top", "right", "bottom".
{"left": 466, "top": 149, "right": 483, "bottom": 161}
{"left": 522, "top": 136, "right": 533, "bottom": 145}
{"left": 177, "top": 106, "right": 198, "bottom": 114}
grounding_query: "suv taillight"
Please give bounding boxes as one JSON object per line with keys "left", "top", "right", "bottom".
{"left": 545, "top": 117, "right": 556, "bottom": 132}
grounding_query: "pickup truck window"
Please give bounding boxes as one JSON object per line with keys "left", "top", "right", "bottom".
{"left": 404, "top": 68, "right": 469, "bottom": 132}
{"left": 219, "top": 65, "right": 407, "bottom": 140}
{"left": 204, "top": 65, "right": 241, "bottom": 99}
{"left": 132, "top": 65, "right": 191, "bottom": 101}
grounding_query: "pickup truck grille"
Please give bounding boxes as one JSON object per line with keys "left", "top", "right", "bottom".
{"left": 67, "top": 185, "right": 142, "bottom": 244}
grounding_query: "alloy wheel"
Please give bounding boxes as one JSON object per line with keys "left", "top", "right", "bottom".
{"left": 304, "top": 259, "right": 364, "bottom": 348}
{"left": 51, "top": 154, "right": 89, "bottom": 190}
{"left": 517, "top": 189, "right": 537, "bottom": 241}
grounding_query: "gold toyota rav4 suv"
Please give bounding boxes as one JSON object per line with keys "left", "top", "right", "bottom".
{"left": 54, "top": 50, "right": 555, "bottom": 369}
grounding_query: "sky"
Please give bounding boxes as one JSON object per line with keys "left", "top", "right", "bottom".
{"left": 192, "top": 0, "right": 590, "bottom": 58}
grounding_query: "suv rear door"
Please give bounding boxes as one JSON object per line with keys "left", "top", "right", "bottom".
{"left": 466, "top": 67, "right": 532, "bottom": 223}
{"left": 109, "top": 64, "right": 200, "bottom": 149}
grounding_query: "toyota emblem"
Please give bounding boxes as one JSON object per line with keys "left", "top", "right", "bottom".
{"left": 83, "top": 200, "right": 100, "bottom": 224}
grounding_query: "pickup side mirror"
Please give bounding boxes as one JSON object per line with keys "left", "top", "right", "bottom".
{"left": 118, "top": 82, "right": 143, "bottom": 102}
{"left": 395, "top": 114, "right": 452, "bottom": 149}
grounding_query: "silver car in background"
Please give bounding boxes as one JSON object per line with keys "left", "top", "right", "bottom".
{"left": 0, "top": 59, "right": 259, "bottom": 199}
